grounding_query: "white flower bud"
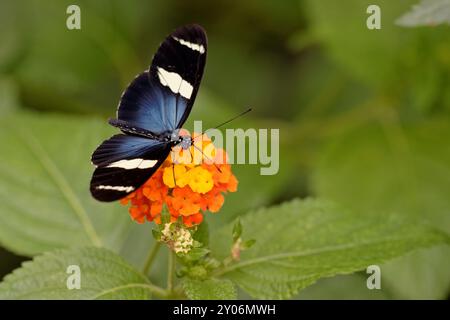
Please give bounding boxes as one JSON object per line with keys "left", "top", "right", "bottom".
{"left": 160, "top": 223, "right": 194, "bottom": 254}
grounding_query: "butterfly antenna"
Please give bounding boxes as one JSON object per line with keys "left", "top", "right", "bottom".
{"left": 193, "top": 108, "right": 252, "bottom": 141}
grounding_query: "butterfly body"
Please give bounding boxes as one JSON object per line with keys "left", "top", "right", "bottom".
{"left": 108, "top": 118, "right": 190, "bottom": 145}
{"left": 90, "top": 24, "right": 207, "bottom": 202}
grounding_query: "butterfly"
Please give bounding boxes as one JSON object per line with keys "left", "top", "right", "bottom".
{"left": 90, "top": 24, "right": 207, "bottom": 202}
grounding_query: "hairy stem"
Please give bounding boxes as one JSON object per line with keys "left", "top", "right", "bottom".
{"left": 167, "top": 249, "right": 176, "bottom": 293}
{"left": 142, "top": 241, "right": 161, "bottom": 276}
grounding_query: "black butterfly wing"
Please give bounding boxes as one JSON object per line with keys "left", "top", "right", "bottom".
{"left": 90, "top": 134, "right": 171, "bottom": 202}
{"left": 90, "top": 24, "right": 207, "bottom": 202}
{"left": 117, "top": 24, "right": 207, "bottom": 133}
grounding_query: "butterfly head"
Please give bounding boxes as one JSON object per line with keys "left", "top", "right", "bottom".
{"left": 179, "top": 135, "right": 193, "bottom": 150}
{"left": 169, "top": 130, "right": 192, "bottom": 150}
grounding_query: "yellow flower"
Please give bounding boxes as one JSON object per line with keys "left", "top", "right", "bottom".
{"left": 186, "top": 166, "right": 214, "bottom": 194}
{"left": 163, "top": 164, "right": 188, "bottom": 188}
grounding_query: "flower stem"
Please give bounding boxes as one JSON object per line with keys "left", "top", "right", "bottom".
{"left": 142, "top": 241, "right": 161, "bottom": 276}
{"left": 167, "top": 249, "right": 176, "bottom": 294}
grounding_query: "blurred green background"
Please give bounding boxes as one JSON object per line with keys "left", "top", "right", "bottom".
{"left": 0, "top": 0, "right": 449, "bottom": 299}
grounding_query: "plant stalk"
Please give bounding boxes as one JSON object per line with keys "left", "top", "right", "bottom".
{"left": 142, "top": 241, "right": 161, "bottom": 276}
{"left": 167, "top": 249, "right": 176, "bottom": 294}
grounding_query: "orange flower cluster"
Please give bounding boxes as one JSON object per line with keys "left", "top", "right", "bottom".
{"left": 120, "top": 131, "right": 238, "bottom": 227}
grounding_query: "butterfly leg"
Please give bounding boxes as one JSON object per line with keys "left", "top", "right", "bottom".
{"left": 172, "top": 162, "right": 177, "bottom": 187}
{"left": 188, "top": 145, "right": 194, "bottom": 163}
{"left": 192, "top": 144, "right": 222, "bottom": 173}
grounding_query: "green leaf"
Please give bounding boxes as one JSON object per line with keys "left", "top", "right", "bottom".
{"left": 0, "top": 112, "right": 133, "bottom": 256}
{"left": 396, "top": 0, "right": 450, "bottom": 27}
{"left": 211, "top": 198, "right": 449, "bottom": 299}
{"left": 181, "top": 248, "right": 210, "bottom": 263}
{"left": 183, "top": 278, "right": 237, "bottom": 300}
{"left": 193, "top": 220, "right": 209, "bottom": 247}
{"left": 232, "top": 218, "right": 242, "bottom": 242}
{"left": 0, "top": 247, "right": 159, "bottom": 299}
{"left": 313, "top": 120, "right": 450, "bottom": 298}
{"left": 240, "top": 239, "right": 256, "bottom": 250}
